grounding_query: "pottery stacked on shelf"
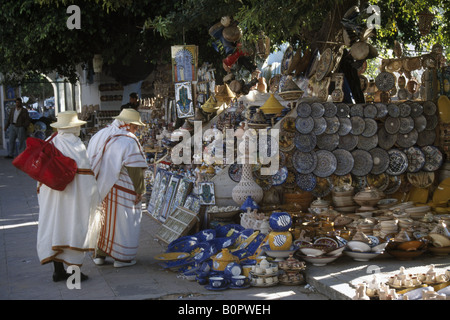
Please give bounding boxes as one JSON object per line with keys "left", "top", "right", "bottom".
{"left": 249, "top": 257, "right": 280, "bottom": 287}
{"left": 332, "top": 186, "right": 357, "bottom": 213}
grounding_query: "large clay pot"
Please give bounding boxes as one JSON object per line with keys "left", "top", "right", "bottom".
{"left": 268, "top": 231, "right": 293, "bottom": 251}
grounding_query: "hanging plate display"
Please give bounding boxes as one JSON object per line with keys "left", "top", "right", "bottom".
{"left": 367, "top": 173, "right": 390, "bottom": 192}
{"left": 315, "top": 48, "right": 333, "bottom": 81}
{"left": 312, "top": 177, "right": 333, "bottom": 198}
{"left": 332, "top": 149, "right": 354, "bottom": 176}
{"left": 313, "top": 150, "right": 337, "bottom": 177}
{"left": 407, "top": 171, "right": 435, "bottom": 188}
{"left": 384, "top": 117, "right": 400, "bottom": 134}
{"left": 336, "top": 103, "right": 350, "bottom": 118}
{"left": 397, "top": 88, "right": 408, "bottom": 100}
{"left": 384, "top": 175, "right": 402, "bottom": 195}
{"left": 228, "top": 164, "right": 242, "bottom": 182}
{"left": 410, "top": 102, "right": 423, "bottom": 118}
{"left": 293, "top": 150, "right": 317, "bottom": 174}
{"left": 404, "top": 146, "right": 426, "bottom": 173}
{"left": 338, "top": 117, "right": 352, "bottom": 136}
{"left": 295, "top": 116, "right": 315, "bottom": 134}
{"left": 416, "top": 129, "right": 436, "bottom": 147}
{"left": 375, "top": 72, "right": 396, "bottom": 92}
{"left": 396, "top": 129, "right": 418, "bottom": 148}
{"left": 386, "top": 149, "right": 408, "bottom": 176}
{"left": 421, "top": 145, "right": 443, "bottom": 172}
{"left": 399, "top": 103, "right": 411, "bottom": 117}
{"left": 331, "top": 173, "right": 352, "bottom": 188}
{"left": 350, "top": 116, "right": 366, "bottom": 135}
{"left": 350, "top": 104, "right": 364, "bottom": 117}
{"left": 272, "top": 166, "right": 289, "bottom": 186}
{"left": 296, "top": 173, "right": 317, "bottom": 192}
{"left": 294, "top": 132, "right": 316, "bottom": 152}
{"left": 284, "top": 168, "right": 297, "bottom": 188}
{"left": 363, "top": 104, "right": 378, "bottom": 118}
{"left": 351, "top": 149, "right": 373, "bottom": 176}
{"left": 280, "top": 116, "right": 297, "bottom": 134}
{"left": 297, "top": 102, "right": 312, "bottom": 118}
{"left": 424, "top": 114, "right": 438, "bottom": 130}
{"left": 423, "top": 101, "right": 437, "bottom": 115}
{"left": 369, "top": 147, "right": 390, "bottom": 175}
{"left": 324, "top": 116, "right": 340, "bottom": 134}
{"left": 340, "top": 134, "right": 359, "bottom": 151}
{"left": 378, "top": 126, "right": 397, "bottom": 150}
{"left": 357, "top": 135, "right": 378, "bottom": 151}
{"left": 323, "top": 102, "right": 337, "bottom": 117}
{"left": 313, "top": 117, "right": 327, "bottom": 135}
{"left": 414, "top": 115, "right": 427, "bottom": 132}
{"left": 279, "top": 133, "right": 295, "bottom": 152}
{"left": 281, "top": 46, "right": 294, "bottom": 75}
{"left": 317, "top": 133, "right": 340, "bottom": 151}
{"left": 387, "top": 104, "right": 400, "bottom": 117}
{"left": 362, "top": 118, "right": 378, "bottom": 137}
{"left": 398, "top": 116, "right": 415, "bottom": 134}
{"left": 375, "top": 103, "right": 388, "bottom": 118}
{"left": 310, "top": 102, "right": 325, "bottom": 118}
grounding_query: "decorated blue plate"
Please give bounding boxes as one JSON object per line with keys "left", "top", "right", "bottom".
{"left": 294, "top": 132, "right": 316, "bottom": 152}
{"left": 369, "top": 147, "right": 389, "bottom": 175}
{"left": 316, "top": 133, "right": 339, "bottom": 151}
{"left": 313, "top": 150, "right": 337, "bottom": 178}
{"left": 296, "top": 172, "right": 317, "bottom": 191}
{"left": 272, "top": 166, "right": 288, "bottom": 186}
{"left": 336, "top": 103, "right": 350, "bottom": 118}
{"left": 339, "top": 134, "right": 359, "bottom": 151}
{"left": 324, "top": 116, "right": 340, "bottom": 134}
{"left": 404, "top": 146, "right": 425, "bottom": 173}
{"left": 228, "top": 163, "right": 242, "bottom": 182}
{"left": 313, "top": 117, "right": 327, "bottom": 135}
{"left": 332, "top": 149, "right": 354, "bottom": 176}
{"left": 421, "top": 145, "right": 443, "bottom": 172}
{"left": 297, "top": 102, "right": 312, "bottom": 117}
{"left": 386, "top": 149, "right": 408, "bottom": 176}
{"left": 323, "top": 102, "right": 337, "bottom": 117}
{"left": 410, "top": 102, "right": 423, "bottom": 118}
{"left": 350, "top": 104, "right": 364, "bottom": 117}
{"left": 295, "top": 116, "right": 315, "bottom": 134}
{"left": 364, "top": 104, "right": 378, "bottom": 118}
{"left": 350, "top": 116, "right": 365, "bottom": 135}
{"left": 338, "top": 117, "right": 352, "bottom": 136}
{"left": 293, "top": 150, "right": 317, "bottom": 174}
{"left": 396, "top": 128, "right": 418, "bottom": 148}
{"left": 351, "top": 149, "right": 373, "bottom": 176}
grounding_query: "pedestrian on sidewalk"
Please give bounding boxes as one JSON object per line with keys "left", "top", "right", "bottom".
{"left": 87, "top": 108, "right": 147, "bottom": 268}
{"left": 36, "top": 111, "right": 103, "bottom": 282}
{"left": 4, "top": 97, "right": 31, "bottom": 158}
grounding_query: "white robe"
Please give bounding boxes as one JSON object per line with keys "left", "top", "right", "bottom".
{"left": 37, "top": 133, "right": 102, "bottom": 266}
{"left": 87, "top": 121, "right": 147, "bottom": 261}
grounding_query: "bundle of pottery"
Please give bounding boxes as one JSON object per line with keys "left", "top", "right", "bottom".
{"left": 249, "top": 257, "right": 280, "bottom": 287}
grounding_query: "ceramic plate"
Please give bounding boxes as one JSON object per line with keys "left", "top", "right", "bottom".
{"left": 425, "top": 114, "right": 438, "bottom": 130}
{"left": 284, "top": 168, "right": 297, "bottom": 188}
{"left": 407, "top": 172, "right": 435, "bottom": 188}
{"left": 324, "top": 116, "right": 340, "bottom": 134}
{"left": 296, "top": 173, "right": 317, "bottom": 191}
{"left": 313, "top": 150, "right": 337, "bottom": 177}
{"left": 279, "top": 133, "right": 295, "bottom": 152}
{"left": 414, "top": 115, "right": 427, "bottom": 132}
{"left": 338, "top": 117, "right": 352, "bottom": 136}
{"left": 313, "top": 117, "right": 327, "bottom": 135}
{"left": 280, "top": 116, "right": 297, "bottom": 134}
{"left": 423, "top": 101, "right": 437, "bottom": 115}
{"left": 272, "top": 166, "right": 289, "bottom": 186}
{"left": 323, "top": 102, "right": 337, "bottom": 117}
{"left": 399, "top": 116, "right": 414, "bottom": 134}
{"left": 384, "top": 175, "right": 402, "bottom": 195}
{"left": 293, "top": 150, "right": 317, "bottom": 174}
{"left": 340, "top": 134, "right": 359, "bottom": 151}
{"left": 416, "top": 129, "right": 436, "bottom": 147}
{"left": 421, "top": 146, "right": 443, "bottom": 172}
{"left": 385, "top": 117, "right": 400, "bottom": 134}
{"left": 336, "top": 103, "right": 350, "bottom": 118}
{"left": 281, "top": 46, "right": 294, "bottom": 74}
{"left": 376, "top": 72, "right": 396, "bottom": 92}
{"left": 295, "top": 116, "right": 315, "bottom": 134}
{"left": 367, "top": 173, "right": 389, "bottom": 191}
{"left": 387, "top": 104, "right": 400, "bottom": 117}
{"left": 369, "top": 147, "right": 390, "bottom": 175}
{"left": 363, "top": 104, "right": 378, "bottom": 118}
{"left": 350, "top": 104, "right": 365, "bottom": 117}
{"left": 377, "top": 127, "right": 397, "bottom": 150}
{"left": 350, "top": 116, "right": 365, "bottom": 135}
{"left": 397, "top": 88, "right": 408, "bottom": 100}
{"left": 294, "top": 132, "right": 316, "bottom": 152}
{"left": 399, "top": 103, "right": 411, "bottom": 117}
{"left": 351, "top": 149, "right": 373, "bottom": 176}
{"left": 312, "top": 177, "right": 333, "bottom": 198}
{"left": 404, "top": 146, "right": 425, "bottom": 173}
{"left": 228, "top": 163, "right": 242, "bottom": 182}
{"left": 310, "top": 102, "right": 325, "bottom": 118}
{"left": 375, "top": 103, "right": 388, "bottom": 118}
{"left": 357, "top": 135, "right": 378, "bottom": 151}
{"left": 362, "top": 118, "right": 378, "bottom": 137}
{"left": 396, "top": 129, "right": 418, "bottom": 148}
{"left": 410, "top": 102, "right": 423, "bottom": 118}
{"left": 332, "top": 149, "right": 354, "bottom": 176}
{"left": 316, "top": 48, "right": 333, "bottom": 81}
{"left": 386, "top": 149, "right": 408, "bottom": 175}
{"left": 316, "top": 133, "right": 339, "bottom": 151}
{"left": 297, "top": 103, "right": 312, "bottom": 118}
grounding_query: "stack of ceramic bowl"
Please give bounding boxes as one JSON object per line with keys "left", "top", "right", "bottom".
{"left": 385, "top": 228, "right": 428, "bottom": 260}
{"left": 332, "top": 186, "right": 357, "bottom": 213}
{"left": 405, "top": 205, "right": 431, "bottom": 220}
{"left": 278, "top": 253, "right": 306, "bottom": 285}
{"left": 249, "top": 257, "right": 280, "bottom": 287}
{"left": 344, "top": 239, "right": 387, "bottom": 262}
{"left": 378, "top": 218, "right": 398, "bottom": 239}
{"left": 377, "top": 198, "right": 398, "bottom": 210}
{"left": 294, "top": 237, "right": 344, "bottom": 266}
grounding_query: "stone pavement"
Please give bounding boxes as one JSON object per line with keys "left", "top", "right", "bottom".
{"left": 1, "top": 149, "right": 449, "bottom": 301}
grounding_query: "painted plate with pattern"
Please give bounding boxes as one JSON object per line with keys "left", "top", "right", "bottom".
{"left": 313, "top": 117, "right": 327, "bottom": 135}
{"left": 410, "top": 102, "right": 423, "bottom": 118}
{"left": 385, "top": 117, "right": 400, "bottom": 134}
{"left": 279, "top": 133, "right": 295, "bottom": 152}
{"left": 312, "top": 177, "right": 333, "bottom": 198}
{"left": 364, "top": 104, "right": 378, "bottom": 118}
{"left": 316, "top": 48, "right": 333, "bottom": 81}
{"left": 272, "top": 166, "right": 289, "bottom": 186}
{"left": 357, "top": 135, "right": 378, "bottom": 151}
{"left": 351, "top": 149, "right": 373, "bottom": 176}
{"left": 324, "top": 116, "right": 340, "bottom": 134}
{"left": 407, "top": 171, "right": 435, "bottom": 188}
{"left": 340, "top": 134, "right": 359, "bottom": 151}
{"left": 310, "top": 102, "right": 325, "bottom": 118}
{"left": 293, "top": 150, "right": 317, "bottom": 174}
{"left": 332, "top": 149, "right": 354, "bottom": 176}
{"left": 399, "top": 103, "right": 411, "bottom": 117}
{"left": 369, "top": 147, "right": 390, "bottom": 175}
{"left": 284, "top": 168, "right": 297, "bottom": 188}
{"left": 338, "top": 117, "right": 352, "bottom": 136}
{"left": 295, "top": 116, "right": 315, "bottom": 134}
{"left": 399, "top": 117, "right": 414, "bottom": 134}
{"left": 375, "top": 103, "right": 388, "bottom": 118}
{"left": 386, "top": 149, "right": 409, "bottom": 175}
{"left": 294, "top": 132, "right": 316, "bottom": 152}
{"left": 423, "top": 101, "right": 437, "bottom": 115}
{"left": 387, "top": 104, "right": 400, "bottom": 117}
{"left": 336, "top": 103, "right": 350, "bottom": 118}
{"left": 317, "top": 133, "right": 339, "bottom": 151}
{"left": 404, "top": 146, "right": 425, "bottom": 173}
{"left": 323, "top": 102, "right": 337, "bottom": 117}
{"left": 313, "top": 150, "right": 337, "bottom": 178}
{"left": 228, "top": 163, "right": 242, "bottom": 182}
{"left": 384, "top": 175, "right": 402, "bottom": 195}
{"left": 378, "top": 127, "right": 397, "bottom": 150}
{"left": 350, "top": 104, "right": 365, "bottom": 117}
{"left": 396, "top": 129, "right": 418, "bottom": 148}
{"left": 414, "top": 115, "right": 427, "bottom": 132}
{"left": 421, "top": 146, "right": 443, "bottom": 172}
{"left": 280, "top": 116, "right": 297, "bottom": 134}
{"left": 362, "top": 118, "right": 378, "bottom": 137}
{"left": 425, "top": 114, "right": 438, "bottom": 130}
{"left": 375, "top": 71, "right": 396, "bottom": 92}
{"left": 367, "top": 173, "right": 390, "bottom": 192}
{"left": 416, "top": 129, "right": 436, "bottom": 147}
{"left": 296, "top": 173, "right": 317, "bottom": 192}
{"left": 297, "top": 102, "right": 312, "bottom": 118}
{"left": 350, "top": 116, "right": 365, "bottom": 135}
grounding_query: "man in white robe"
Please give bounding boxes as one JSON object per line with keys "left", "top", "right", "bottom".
{"left": 87, "top": 108, "right": 147, "bottom": 268}
{"left": 37, "top": 111, "right": 102, "bottom": 282}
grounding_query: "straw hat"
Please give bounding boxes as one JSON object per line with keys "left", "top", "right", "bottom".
{"left": 50, "top": 111, "right": 87, "bottom": 128}
{"left": 113, "top": 108, "right": 145, "bottom": 126}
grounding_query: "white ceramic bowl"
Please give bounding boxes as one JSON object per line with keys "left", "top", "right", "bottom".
{"left": 299, "top": 254, "right": 341, "bottom": 266}
{"left": 371, "top": 242, "right": 388, "bottom": 253}
{"left": 326, "top": 246, "right": 345, "bottom": 256}
{"left": 298, "top": 247, "right": 326, "bottom": 257}
{"left": 346, "top": 240, "right": 372, "bottom": 253}
{"left": 429, "top": 233, "right": 450, "bottom": 247}
{"left": 344, "top": 250, "right": 383, "bottom": 261}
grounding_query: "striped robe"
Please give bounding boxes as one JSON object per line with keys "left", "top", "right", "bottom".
{"left": 87, "top": 121, "right": 147, "bottom": 262}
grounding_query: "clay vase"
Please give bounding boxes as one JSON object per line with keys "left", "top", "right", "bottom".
{"left": 268, "top": 230, "right": 293, "bottom": 251}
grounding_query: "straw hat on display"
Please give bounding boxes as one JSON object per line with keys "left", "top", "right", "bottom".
{"left": 113, "top": 108, "right": 145, "bottom": 126}
{"left": 50, "top": 111, "right": 87, "bottom": 128}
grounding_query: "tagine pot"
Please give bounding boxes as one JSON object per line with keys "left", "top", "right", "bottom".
{"left": 212, "top": 248, "right": 240, "bottom": 271}
{"left": 353, "top": 187, "right": 384, "bottom": 211}
{"left": 268, "top": 230, "right": 293, "bottom": 251}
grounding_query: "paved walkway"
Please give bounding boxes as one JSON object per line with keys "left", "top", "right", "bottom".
{"left": 1, "top": 149, "right": 449, "bottom": 301}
